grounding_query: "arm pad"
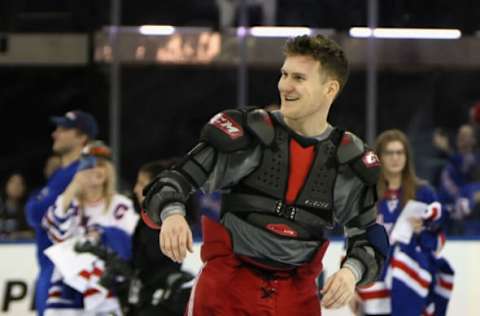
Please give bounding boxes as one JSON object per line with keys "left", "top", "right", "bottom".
{"left": 343, "top": 223, "right": 390, "bottom": 285}
{"left": 142, "top": 144, "right": 217, "bottom": 227}
{"left": 142, "top": 169, "right": 193, "bottom": 227}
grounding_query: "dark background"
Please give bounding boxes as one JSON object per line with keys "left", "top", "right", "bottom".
{"left": 1, "top": 0, "right": 480, "bottom": 191}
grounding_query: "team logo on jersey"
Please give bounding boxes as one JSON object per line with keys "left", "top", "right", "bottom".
{"left": 362, "top": 150, "right": 381, "bottom": 168}
{"left": 387, "top": 199, "right": 399, "bottom": 213}
{"left": 209, "top": 113, "right": 243, "bottom": 139}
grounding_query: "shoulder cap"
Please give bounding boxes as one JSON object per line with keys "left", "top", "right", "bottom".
{"left": 200, "top": 108, "right": 275, "bottom": 152}
{"left": 337, "top": 131, "right": 366, "bottom": 164}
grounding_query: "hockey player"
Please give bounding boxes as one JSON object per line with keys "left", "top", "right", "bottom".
{"left": 142, "top": 34, "right": 390, "bottom": 316}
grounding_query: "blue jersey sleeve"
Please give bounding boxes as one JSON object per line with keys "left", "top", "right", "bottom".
{"left": 415, "top": 184, "right": 447, "bottom": 252}
{"left": 416, "top": 184, "right": 437, "bottom": 204}
{"left": 25, "top": 162, "right": 78, "bottom": 228}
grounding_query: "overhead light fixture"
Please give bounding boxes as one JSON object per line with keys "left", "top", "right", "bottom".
{"left": 138, "top": 25, "right": 176, "bottom": 36}
{"left": 349, "top": 27, "right": 462, "bottom": 39}
{"left": 248, "top": 27, "right": 312, "bottom": 38}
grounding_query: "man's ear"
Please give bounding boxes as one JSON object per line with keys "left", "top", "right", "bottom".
{"left": 326, "top": 79, "right": 340, "bottom": 99}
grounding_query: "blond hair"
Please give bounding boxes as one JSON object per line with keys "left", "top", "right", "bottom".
{"left": 77, "top": 158, "right": 117, "bottom": 213}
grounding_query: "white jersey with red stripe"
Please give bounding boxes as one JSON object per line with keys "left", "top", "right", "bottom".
{"left": 42, "top": 193, "right": 138, "bottom": 315}
{"left": 358, "top": 184, "right": 454, "bottom": 316}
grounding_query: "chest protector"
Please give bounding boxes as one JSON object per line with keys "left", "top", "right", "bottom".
{"left": 222, "top": 119, "right": 344, "bottom": 232}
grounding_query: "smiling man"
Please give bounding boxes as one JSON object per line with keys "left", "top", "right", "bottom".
{"left": 142, "top": 35, "right": 389, "bottom": 316}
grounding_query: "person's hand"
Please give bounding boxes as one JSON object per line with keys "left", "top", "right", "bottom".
{"left": 61, "top": 169, "right": 91, "bottom": 213}
{"left": 409, "top": 217, "right": 424, "bottom": 233}
{"left": 70, "top": 170, "right": 91, "bottom": 195}
{"left": 321, "top": 267, "right": 356, "bottom": 309}
{"left": 348, "top": 293, "right": 363, "bottom": 316}
{"left": 159, "top": 214, "right": 193, "bottom": 263}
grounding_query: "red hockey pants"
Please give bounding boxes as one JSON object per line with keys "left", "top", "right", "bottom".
{"left": 185, "top": 216, "right": 329, "bottom": 316}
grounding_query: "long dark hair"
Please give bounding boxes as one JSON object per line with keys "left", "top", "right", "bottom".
{"left": 375, "top": 129, "right": 420, "bottom": 206}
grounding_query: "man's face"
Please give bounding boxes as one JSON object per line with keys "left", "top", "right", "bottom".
{"left": 51, "top": 126, "right": 85, "bottom": 155}
{"left": 278, "top": 55, "right": 336, "bottom": 121}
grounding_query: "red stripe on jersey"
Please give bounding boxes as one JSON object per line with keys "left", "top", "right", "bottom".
{"left": 92, "top": 266, "right": 103, "bottom": 277}
{"left": 358, "top": 289, "right": 390, "bottom": 300}
{"left": 439, "top": 232, "right": 446, "bottom": 247}
{"left": 391, "top": 259, "right": 430, "bottom": 288}
{"left": 84, "top": 288, "right": 100, "bottom": 297}
{"left": 285, "top": 139, "right": 315, "bottom": 204}
{"left": 79, "top": 270, "right": 90, "bottom": 280}
{"left": 439, "top": 278, "right": 453, "bottom": 290}
{"left": 48, "top": 291, "right": 62, "bottom": 298}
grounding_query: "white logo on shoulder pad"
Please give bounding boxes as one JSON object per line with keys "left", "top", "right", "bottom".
{"left": 210, "top": 113, "right": 243, "bottom": 139}
{"left": 362, "top": 150, "right": 381, "bottom": 168}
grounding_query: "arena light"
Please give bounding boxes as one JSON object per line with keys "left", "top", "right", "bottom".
{"left": 349, "top": 27, "right": 462, "bottom": 39}
{"left": 248, "top": 27, "right": 312, "bottom": 38}
{"left": 138, "top": 25, "right": 176, "bottom": 36}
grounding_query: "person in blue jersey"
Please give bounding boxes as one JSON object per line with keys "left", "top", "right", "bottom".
{"left": 353, "top": 129, "right": 454, "bottom": 316}
{"left": 25, "top": 110, "right": 98, "bottom": 316}
{"left": 42, "top": 141, "right": 139, "bottom": 316}
{"left": 439, "top": 124, "right": 480, "bottom": 233}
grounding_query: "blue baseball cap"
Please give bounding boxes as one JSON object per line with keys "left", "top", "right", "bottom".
{"left": 50, "top": 110, "right": 99, "bottom": 139}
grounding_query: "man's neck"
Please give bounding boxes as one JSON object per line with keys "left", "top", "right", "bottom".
{"left": 283, "top": 112, "right": 329, "bottom": 137}
{"left": 62, "top": 148, "right": 82, "bottom": 167}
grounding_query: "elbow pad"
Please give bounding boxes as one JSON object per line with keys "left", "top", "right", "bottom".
{"left": 344, "top": 223, "right": 390, "bottom": 285}
{"left": 345, "top": 188, "right": 378, "bottom": 229}
{"left": 142, "top": 170, "right": 193, "bottom": 226}
{"left": 142, "top": 142, "right": 217, "bottom": 226}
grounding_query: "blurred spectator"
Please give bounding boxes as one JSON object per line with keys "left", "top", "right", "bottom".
{"left": 128, "top": 160, "right": 189, "bottom": 316}
{"left": 468, "top": 100, "right": 480, "bottom": 141}
{"left": 43, "top": 154, "right": 62, "bottom": 179}
{"left": 354, "top": 129, "right": 453, "bottom": 316}
{"left": 439, "top": 124, "right": 480, "bottom": 234}
{"left": 29, "top": 154, "right": 63, "bottom": 199}
{"left": 25, "top": 110, "right": 98, "bottom": 316}
{"left": 0, "top": 172, "right": 32, "bottom": 239}
{"left": 430, "top": 128, "right": 452, "bottom": 188}
{"left": 41, "top": 141, "right": 138, "bottom": 315}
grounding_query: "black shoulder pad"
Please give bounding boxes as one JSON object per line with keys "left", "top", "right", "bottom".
{"left": 245, "top": 109, "right": 275, "bottom": 146}
{"left": 337, "top": 131, "right": 365, "bottom": 164}
{"left": 351, "top": 149, "right": 381, "bottom": 186}
{"left": 338, "top": 132, "right": 381, "bottom": 186}
{"left": 200, "top": 109, "right": 252, "bottom": 153}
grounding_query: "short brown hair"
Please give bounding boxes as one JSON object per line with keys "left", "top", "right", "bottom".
{"left": 284, "top": 35, "right": 349, "bottom": 93}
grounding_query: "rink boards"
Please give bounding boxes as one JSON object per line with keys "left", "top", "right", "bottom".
{"left": 1, "top": 240, "right": 478, "bottom": 316}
